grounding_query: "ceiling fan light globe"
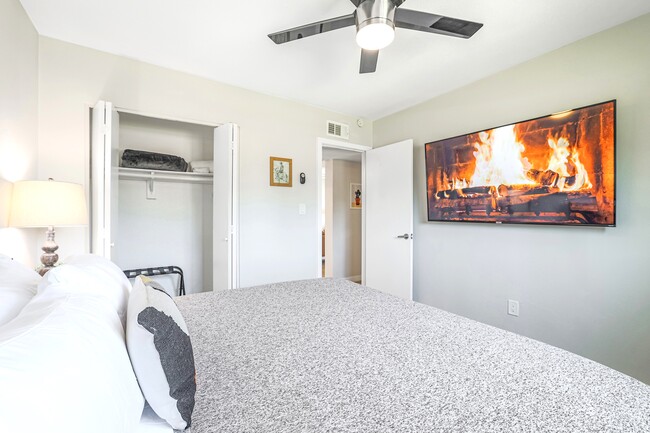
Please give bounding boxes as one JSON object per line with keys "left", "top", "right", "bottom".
{"left": 356, "top": 22, "right": 395, "bottom": 50}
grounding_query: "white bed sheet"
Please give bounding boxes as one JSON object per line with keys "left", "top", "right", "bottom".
{"left": 136, "top": 404, "right": 173, "bottom": 433}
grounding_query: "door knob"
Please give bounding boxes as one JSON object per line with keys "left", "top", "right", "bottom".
{"left": 396, "top": 233, "right": 412, "bottom": 239}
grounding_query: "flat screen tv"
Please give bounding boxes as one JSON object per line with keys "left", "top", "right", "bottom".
{"left": 424, "top": 100, "right": 616, "bottom": 226}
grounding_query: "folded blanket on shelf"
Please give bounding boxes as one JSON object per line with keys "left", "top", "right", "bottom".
{"left": 121, "top": 149, "right": 188, "bottom": 172}
{"left": 189, "top": 161, "right": 213, "bottom": 173}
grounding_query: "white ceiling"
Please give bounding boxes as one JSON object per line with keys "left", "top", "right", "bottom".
{"left": 19, "top": 0, "right": 650, "bottom": 120}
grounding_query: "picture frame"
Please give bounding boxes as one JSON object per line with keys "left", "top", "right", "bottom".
{"left": 270, "top": 156, "right": 292, "bottom": 187}
{"left": 350, "top": 183, "right": 362, "bottom": 209}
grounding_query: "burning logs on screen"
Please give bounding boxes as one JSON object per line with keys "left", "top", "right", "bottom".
{"left": 425, "top": 101, "right": 615, "bottom": 225}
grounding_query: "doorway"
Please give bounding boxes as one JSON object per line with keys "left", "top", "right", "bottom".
{"left": 317, "top": 138, "right": 371, "bottom": 281}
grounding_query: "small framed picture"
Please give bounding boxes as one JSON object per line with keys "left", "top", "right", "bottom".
{"left": 270, "top": 157, "right": 292, "bottom": 187}
{"left": 350, "top": 183, "right": 362, "bottom": 209}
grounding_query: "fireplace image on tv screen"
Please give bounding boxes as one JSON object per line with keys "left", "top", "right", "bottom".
{"left": 425, "top": 100, "right": 615, "bottom": 226}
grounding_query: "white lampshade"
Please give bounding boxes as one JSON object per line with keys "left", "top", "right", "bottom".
{"left": 356, "top": 21, "right": 395, "bottom": 50}
{"left": 9, "top": 180, "right": 88, "bottom": 228}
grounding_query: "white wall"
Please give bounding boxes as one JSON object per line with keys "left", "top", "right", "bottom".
{"left": 0, "top": 0, "right": 39, "bottom": 265}
{"left": 36, "top": 37, "right": 372, "bottom": 287}
{"left": 374, "top": 13, "right": 650, "bottom": 384}
{"left": 116, "top": 180, "right": 212, "bottom": 294}
{"left": 328, "top": 160, "right": 361, "bottom": 279}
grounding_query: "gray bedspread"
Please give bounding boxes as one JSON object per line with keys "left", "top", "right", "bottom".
{"left": 175, "top": 279, "right": 650, "bottom": 432}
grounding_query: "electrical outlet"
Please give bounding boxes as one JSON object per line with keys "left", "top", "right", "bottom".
{"left": 508, "top": 299, "right": 520, "bottom": 317}
{"left": 298, "top": 204, "right": 306, "bottom": 215}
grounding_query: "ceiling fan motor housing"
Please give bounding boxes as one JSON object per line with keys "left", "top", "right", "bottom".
{"left": 356, "top": 0, "right": 397, "bottom": 33}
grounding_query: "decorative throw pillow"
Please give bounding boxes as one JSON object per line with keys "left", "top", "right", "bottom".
{"left": 0, "top": 254, "right": 41, "bottom": 327}
{"left": 127, "top": 276, "right": 196, "bottom": 432}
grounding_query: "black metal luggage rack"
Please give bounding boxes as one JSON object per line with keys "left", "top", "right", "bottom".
{"left": 123, "top": 265, "right": 186, "bottom": 296}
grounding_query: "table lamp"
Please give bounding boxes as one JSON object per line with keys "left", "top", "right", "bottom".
{"left": 9, "top": 179, "right": 88, "bottom": 275}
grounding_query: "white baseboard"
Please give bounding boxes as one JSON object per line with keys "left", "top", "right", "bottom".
{"left": 344, "top": 275, "right": 362, "bottom": 283}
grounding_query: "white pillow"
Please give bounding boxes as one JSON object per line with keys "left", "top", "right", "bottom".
{"left": 0, "top": 275, "right": 144, "bottom": 433}
{"left": 0, "top": 254, "right": 41, "bottom": 327}
{"left": 127, "top": 276, "right": 196, "bottom": 432}
{"left": 40, "top": 254, "right": 131, "bottom": 328}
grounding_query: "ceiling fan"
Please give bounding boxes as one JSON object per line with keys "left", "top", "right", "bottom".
{"left": 268, "top": 0, "right": 483, "bottom": 74}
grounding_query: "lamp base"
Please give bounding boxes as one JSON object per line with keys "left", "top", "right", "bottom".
{"left": 39, "top": 226, "right": 59, "bottom": 276}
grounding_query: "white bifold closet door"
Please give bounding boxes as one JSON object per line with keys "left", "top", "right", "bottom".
{"left": 213, "top": 123, "right": 239, "bottom": 291}
{"left": 91, "top": 100, "right": 120, "bottom": 259}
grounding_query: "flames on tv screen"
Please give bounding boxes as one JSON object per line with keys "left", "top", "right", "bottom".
{"left": 425, "top": 101, "right": 615, "bottom": 226}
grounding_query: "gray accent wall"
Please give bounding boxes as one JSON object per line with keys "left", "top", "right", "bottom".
{"left": 373, "top": 13, "right": 650, "bottom": 384}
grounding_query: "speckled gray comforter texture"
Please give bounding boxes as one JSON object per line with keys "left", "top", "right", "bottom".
{"left": 175, "top": 279, "right": 650, "bottom": 433}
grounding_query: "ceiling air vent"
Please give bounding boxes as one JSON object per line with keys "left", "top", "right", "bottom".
{"left": 327, "top": 120, "right": 350, "bottom": 140}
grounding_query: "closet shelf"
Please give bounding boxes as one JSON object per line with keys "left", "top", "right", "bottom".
{"left": 118, "top": 167, "right": 213, "bottom": 184}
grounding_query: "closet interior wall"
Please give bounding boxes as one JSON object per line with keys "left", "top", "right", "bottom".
{"left": 115, "top": 113, "right": 214, "bottom": 294}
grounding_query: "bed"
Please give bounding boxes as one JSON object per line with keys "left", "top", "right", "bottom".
{"left": 176, "top": 278, "right": 650, "bottom": 432}
{"left": 1, "top": 255, "right": 650, "bottom": 432}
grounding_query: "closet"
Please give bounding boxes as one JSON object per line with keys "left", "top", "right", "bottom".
{"left": 90, "top": 101, "right": 239, "bottom": 293}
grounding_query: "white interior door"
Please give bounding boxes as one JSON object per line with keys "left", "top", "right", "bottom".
{"left": 90, "top": 101, "right": 119, "bottom": 259}
{"left": 213, "top": 123, "right": 239, "bottom": 290}
{"left": 364, "top": 139, "right": 413, "bottom": 300}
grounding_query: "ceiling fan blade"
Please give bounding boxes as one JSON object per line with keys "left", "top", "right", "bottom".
{"left": 268, "top": 14, "right": 355, "bottom": 44}
{"left": 360, "top": 49, "right": 379, "bottom": 74}
{"left": 395, "top": 8, "right": 483, "bottom": 39}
